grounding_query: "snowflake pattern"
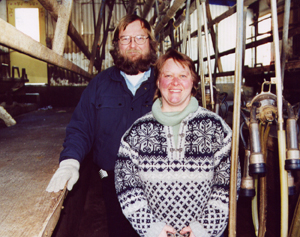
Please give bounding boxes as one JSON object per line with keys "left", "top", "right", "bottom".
{"left": 115, "top": 108, "right": 240, "bottom": 237}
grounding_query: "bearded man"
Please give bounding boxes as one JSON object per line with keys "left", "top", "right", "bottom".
{"left": 46, "top": 15, "right": 158, "bottom": 237}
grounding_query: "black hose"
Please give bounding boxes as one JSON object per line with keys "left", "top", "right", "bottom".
{"left": 240, "top": 121, "right": 247, "bottom": 149}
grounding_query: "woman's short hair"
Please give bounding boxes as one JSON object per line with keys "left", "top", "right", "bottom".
{"left": 154, "top": 48, "right": 200, "bottom": 100}
{"left": 111, "top": 15, "right": 158, "bottom": 52}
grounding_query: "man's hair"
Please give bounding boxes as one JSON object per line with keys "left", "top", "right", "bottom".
{"left": 109, "top": 14, "right": 158, "bottom": 74}
{"left": 154, "top": 48, "right": 200, "bottom": 101}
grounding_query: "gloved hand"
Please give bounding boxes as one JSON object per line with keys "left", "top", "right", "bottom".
{"left": 46, "top": 159, "right": 80, "bottom": 192}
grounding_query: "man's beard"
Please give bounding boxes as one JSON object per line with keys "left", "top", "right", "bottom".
{"left": 110, "top": 48, "right": 157, "bottom": 75}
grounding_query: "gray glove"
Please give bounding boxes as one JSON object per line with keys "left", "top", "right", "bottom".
{"left": 46, "top": 159, "right": 80, "bottom": 192}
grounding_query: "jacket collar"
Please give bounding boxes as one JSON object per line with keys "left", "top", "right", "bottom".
{"left": 109, "top": 66, "right": 155, "bottom": 84}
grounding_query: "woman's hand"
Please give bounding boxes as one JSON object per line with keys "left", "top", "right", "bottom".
{"left": 158, "top": 225, "right": 176, "bottom": 237}
{"left": 180, "top": 226, "right": 196, "bottom": 237}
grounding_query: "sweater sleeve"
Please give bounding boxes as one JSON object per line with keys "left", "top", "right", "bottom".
{"left": 190, "top": 118, "right": 240, "bottom": 237}
{"left": 115, "top": 129, "right": 166, "bottom": 237}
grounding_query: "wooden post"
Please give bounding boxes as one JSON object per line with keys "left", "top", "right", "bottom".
{"left": 52, "top": 0, "right": 73, "bottom": 55}
{"left": 38, "top": 0, "right": 91, "bottom": 59}
{"left": 228, "top": 0, "right": 244, "bottom": 236}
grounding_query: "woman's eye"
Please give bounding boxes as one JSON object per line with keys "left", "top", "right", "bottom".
{"left": 180, "top": 74, "right": 187, "bottom": 78}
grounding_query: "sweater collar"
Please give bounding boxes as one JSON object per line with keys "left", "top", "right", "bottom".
{"left": 152, "top": 96, "right": 199, "bottom": 126}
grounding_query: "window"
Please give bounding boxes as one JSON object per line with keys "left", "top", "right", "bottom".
{"left": 15, "top": 8, "right": 40, "bottom": 42}
{"left": 256, "top": 13, "right": 272, "bottom": 66}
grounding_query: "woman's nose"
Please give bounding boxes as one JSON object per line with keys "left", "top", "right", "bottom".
{"left": 172, "top": 77, "right": 180, "bottom": 85}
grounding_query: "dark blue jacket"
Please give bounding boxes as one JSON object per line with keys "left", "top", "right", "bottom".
{"left": 60, "top": 66, "right": 156, "bottom": 171}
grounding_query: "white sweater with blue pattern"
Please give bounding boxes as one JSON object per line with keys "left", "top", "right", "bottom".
{"left": 115, "top": 106, "right": 240, "bottom": 237}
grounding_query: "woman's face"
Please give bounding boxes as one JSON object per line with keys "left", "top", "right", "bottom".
{"left": 157, "top": 58, "right": 193, "bottom": 112}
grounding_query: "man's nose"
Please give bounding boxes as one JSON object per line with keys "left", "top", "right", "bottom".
{"left": 129, "top": 37, "right": 137, "bottom": 47}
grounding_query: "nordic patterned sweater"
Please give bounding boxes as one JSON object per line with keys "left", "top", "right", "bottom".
{"left": 115, "top": 105, "right": 239, "bottom": 237}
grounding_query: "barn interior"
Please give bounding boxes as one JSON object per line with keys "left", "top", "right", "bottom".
{"left": 1, "top": 0, "right": 300, "bottom": 236}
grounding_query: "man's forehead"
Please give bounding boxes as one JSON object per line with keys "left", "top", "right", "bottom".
{"left": 121, "top": 20, "right": 145, "bottom": 32}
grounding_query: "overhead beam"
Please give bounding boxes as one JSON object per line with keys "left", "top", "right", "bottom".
{"left": 162, "top": 0, "right": 258, "bottom": 41}
{"left": 38, "top": 0, "right": 91, "bottom": 59}
{"left": 154, "top": 0, "right": 186, "bottom": 37}
{"left": 52, "top": 0, "right": 73, "bottom": 55}
{"left": 88, "top": 0, "right": 106, "bottom": 74}
{"left": 0, "top": 18, "right": 92, "bottom": 79}
{"left": 127, "top": 0, "right": 137, "bottom": 15}
{"left": 142, "top": 0, "right": 155, "bottom": 18}
{"left": 207, "top": 0, "right": 257, "bottom": 29}
{"left": 99, "top": 0, "right": 115, "bottom": 70}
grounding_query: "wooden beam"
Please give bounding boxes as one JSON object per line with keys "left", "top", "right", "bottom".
{"left": 0, "top": 18, "right": 92, "bottom": 79}
{"left": 52, "top": 0, "right": 73, "bottom": 55}
{"left": 38, "top": 0, "right": 91, "bottom": 59}
{"left": 88, "top": 0, "right": 106, "bottom": 74}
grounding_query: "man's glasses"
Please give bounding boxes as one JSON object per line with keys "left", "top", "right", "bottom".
{"left": 119, "top": 35, "right": 149, "bottom": 45}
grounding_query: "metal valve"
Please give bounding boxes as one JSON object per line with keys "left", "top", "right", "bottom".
{"left": 249, "top": 105, "right": 266, "bottom": 175}
{"left": 285, "top": 102, "right": 300, "bottom": 170}
{"left": 240, "top": 148, "right": 255, "bottom": 197}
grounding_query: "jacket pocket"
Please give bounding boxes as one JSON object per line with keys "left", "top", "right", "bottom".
{"left": 96, "top": 96, "right": 125, "bottom": 134}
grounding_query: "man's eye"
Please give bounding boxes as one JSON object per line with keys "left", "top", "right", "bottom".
{"left": 136, "top": 36, "right": 143, "bottom": 40}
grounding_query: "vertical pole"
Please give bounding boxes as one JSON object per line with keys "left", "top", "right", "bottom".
{"left": 201, "top": 0, "right": 214, "bottom": 111}
{"left": 280, "top": 0, "right": 291, "bottom": 86}
{"left": 52, "top": 0, "right": 73, "bottom": 56}
{"left": 196, "top": 0, "right": 206, "bottom": 109}
{"left": 228, "top": 0, "right": 244, "bottom": 236}
{"left": 270, "top": 0, "right": 288, "bottom": 236}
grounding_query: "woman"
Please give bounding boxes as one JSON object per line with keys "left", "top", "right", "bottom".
{"left": 115, "top": 49, "right": 239, "bottom": 237}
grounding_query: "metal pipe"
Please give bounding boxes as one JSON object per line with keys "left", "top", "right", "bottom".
{"left": 88, "top": 0, "right": 106, "bottom": 74}
{"left": 154, "top": 0, "right": 186, "bottom": 37}
{"left": 280, "top": 0, "right": 291, "bottom": 86}
{"left": 228, "top": 1, "right": 244, "bottom": 236}
{"left": 142, "top": 0, "right": 155, "bottom": 19}
{"left": 182, "top": 0, "right": 191, "bottom": 54}
{"left": 249, "top": 106, "right": 266, "bottom": 175}
{"left": 270, "top": 0, "right": 288, "bottom": 235}
{"left": 285, "top": 101, "right": 300, "bottom": 170}
{"left": 196, "top": 0, "right": 206, "bottom": 108}
{"left": 201, "top": 0, "right": 214, "bottom": 110}
{"left": 240, "top": 148, "right": 255, "bottom": 197}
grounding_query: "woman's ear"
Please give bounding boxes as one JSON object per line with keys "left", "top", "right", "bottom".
{"left": 156, "top": 79, "right": 160, "bottom": 89}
